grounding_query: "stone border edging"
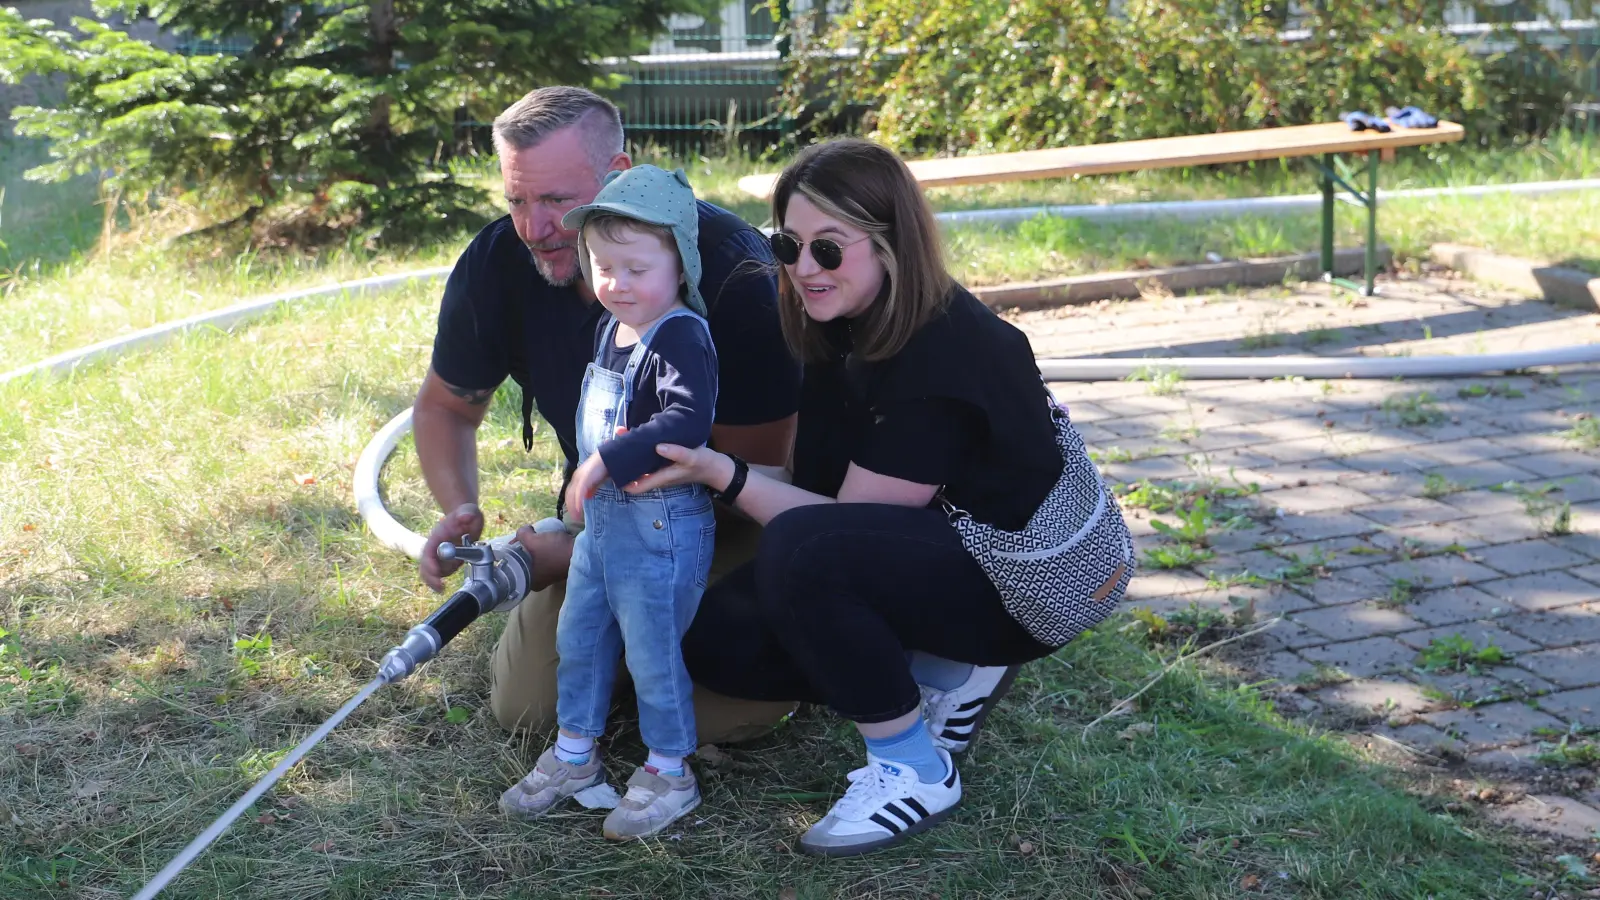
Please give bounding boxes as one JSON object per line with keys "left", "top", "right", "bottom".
{"left": 1429, "top": 243, "right": 1600, "bottom": 313}
{"left": 970, "top": 246, "right": 1389, "bottom": 310}
{"left": 0, "top": 266, "right": 454, "bottom": 385}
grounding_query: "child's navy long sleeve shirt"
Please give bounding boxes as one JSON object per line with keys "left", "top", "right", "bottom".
{"left": 592, "top": 312, "right": 718, "bottom": 487}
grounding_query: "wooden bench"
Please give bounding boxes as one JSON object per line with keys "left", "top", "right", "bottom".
{"left": 739, "top": 121, "right": 1466, "bottom": 296}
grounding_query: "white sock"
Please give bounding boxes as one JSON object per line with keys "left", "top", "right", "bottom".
{"left": 645, "top": 750, "right": 684, "bottom": 776}
{"left": 555, "top": 732, "right": 594, "bottom": 764}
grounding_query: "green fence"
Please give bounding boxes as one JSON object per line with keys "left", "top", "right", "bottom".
{"left": 1458, "top": 21, "right": 1600, "bottom": 135}
{"left": 1539, "top": 25, "right": 1600, "bottom": 133}
{"left": 601, "top": 33, "right": 789, "bottom": 156}
{"left": 441, "top": 7, "right": 796, "bottom": 159}
{"left": 596, "top": 1, "right": 799, "bottom": 155}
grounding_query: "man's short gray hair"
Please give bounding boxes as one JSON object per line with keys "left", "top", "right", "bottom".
{"left": 492, "top": 86, "right": 624, "bottom": 177}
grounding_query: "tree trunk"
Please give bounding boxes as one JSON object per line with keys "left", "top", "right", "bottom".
{"left": 368, "top": 0, "right": 397, "bottom": 186}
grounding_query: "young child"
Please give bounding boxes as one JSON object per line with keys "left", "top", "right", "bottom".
{"left": 497, "top": 165, "right": 718, "bottom": 840}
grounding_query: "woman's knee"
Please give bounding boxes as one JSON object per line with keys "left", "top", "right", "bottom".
{"left": 759, "top": 504, "right": 842, "bottom": 562}
{"left": 754, "top": 505, "right": 846, "bottom": 615}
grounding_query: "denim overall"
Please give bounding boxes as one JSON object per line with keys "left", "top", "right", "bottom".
{"left": 555, "top": 309, "right": 718, "bottom": 758}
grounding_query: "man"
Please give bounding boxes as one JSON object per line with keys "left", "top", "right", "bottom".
{"left": 415, "top": 86, "right": 800, "bottom": 743}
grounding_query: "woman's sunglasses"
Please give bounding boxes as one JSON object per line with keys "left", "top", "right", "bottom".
{"left": 769, "top": 232, "right": 869, "bottom": 271}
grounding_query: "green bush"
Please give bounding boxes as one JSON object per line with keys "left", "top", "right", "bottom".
{"left": 778, "top": 0, "right": 1573, "bottom": 155}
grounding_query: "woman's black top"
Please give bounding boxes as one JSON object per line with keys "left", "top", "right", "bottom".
{"left": 792, "top": 284, "right": 1063, "bottom": 531}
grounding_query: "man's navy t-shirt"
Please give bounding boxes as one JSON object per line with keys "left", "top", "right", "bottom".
{"left": 429, "top": 202, "right": 800, "bottom": 485}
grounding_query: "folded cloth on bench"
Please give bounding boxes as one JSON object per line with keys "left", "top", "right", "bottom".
{"left": 1385, "top": 106, "right": 1439, "bottom": 128}
{"left": 1340, "top": 111, "right": 1391, "bottom": 133}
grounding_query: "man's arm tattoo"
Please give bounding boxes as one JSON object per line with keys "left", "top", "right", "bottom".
{"left": 445, "top": 383, "right": 496, "bottom": 406}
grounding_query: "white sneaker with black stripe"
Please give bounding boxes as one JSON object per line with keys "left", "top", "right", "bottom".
{"left": 922, "top": 664, "right": 1020, "bottom": 754}
{"left": 798, "top": 750, "right": 961, "bottom": 857}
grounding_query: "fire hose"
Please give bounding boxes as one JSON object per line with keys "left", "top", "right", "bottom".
{"left": 129, "top": 523, "right": 563, "bottom": 900}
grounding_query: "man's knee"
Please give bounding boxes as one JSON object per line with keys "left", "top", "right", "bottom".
{"left": 489, "top": 580, "right": 566, "bottom": 733}
{"left": 693, "top": 683, "right": 797, "bottom": 745}
{"left": 489, "top": 684, "right": 558, "bottom": 734}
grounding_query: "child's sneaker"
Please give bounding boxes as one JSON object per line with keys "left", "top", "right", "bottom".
{"left": 799, "top": 751, "right": 961, "bottom": 857}
{"left": 922, "top": 664, "right": 1020, "bottom": 755}
{"left": 601, "top": 765, "right": 701, "bottom": 840}
{"left": 499, "top": 747, "right": 605, "bottom": 822}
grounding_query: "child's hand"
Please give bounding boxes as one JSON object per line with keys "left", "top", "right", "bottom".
{"left": 565, "top": 454, "right": 609, "bottom": 524}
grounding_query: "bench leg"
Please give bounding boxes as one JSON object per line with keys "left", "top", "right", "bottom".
{"left": 1364, "top": 148, "right": 1379, "bottom": 297}
{"left": 1320, "top": 153, "right": 1335, "bottom": 280}
{"left": 1315, "top": 152, "right": 1381, "bottom": 296}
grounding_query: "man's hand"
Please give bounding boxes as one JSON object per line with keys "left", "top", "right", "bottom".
{"left": 513, "top": 524, "right": 576, "bottom": 592}
{"left": 420, "top": 503, "right": 485, "bottom": 592}
{"left": 564, "top": 454, "right": 609, "bottom": 525}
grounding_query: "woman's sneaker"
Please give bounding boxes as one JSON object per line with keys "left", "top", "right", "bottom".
{"left": 602, "top": 765, "right": 701, "bottom": 840}
{"left": 922, "top": 664, "right": 1020, "bottom": 755}
{"left": 499, "top": 747, "right": 605, "bottom": 822}
{"left": 798, "top": 750, "right": 961, "bottom": 857}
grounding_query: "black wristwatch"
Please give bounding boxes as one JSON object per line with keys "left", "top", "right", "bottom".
{"left": 710, "top": 453, "right": 749, "bottom": 506}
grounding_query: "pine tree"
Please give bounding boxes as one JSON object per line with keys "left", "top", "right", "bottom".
{"left": 0, "top": 0, "right": 707, "bottom": 242}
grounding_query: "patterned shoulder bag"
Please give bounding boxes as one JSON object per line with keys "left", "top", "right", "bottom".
{"left": 940, "top": 388, "right": 1135, "bottom": 648}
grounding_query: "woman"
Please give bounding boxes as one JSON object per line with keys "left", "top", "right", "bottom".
{"left": 625, "top": 138, "right": 1133, "bottom": 856}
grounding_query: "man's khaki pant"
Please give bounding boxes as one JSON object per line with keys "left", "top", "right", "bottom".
{"left": 488, "top": 509, "right": 796, "bottom": 744}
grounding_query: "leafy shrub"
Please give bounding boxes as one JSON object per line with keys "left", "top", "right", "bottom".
{"left": 778, "top": 0, "right": 1576, "bottom": 155}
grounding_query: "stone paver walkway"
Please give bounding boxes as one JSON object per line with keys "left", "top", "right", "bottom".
{"left": 1012, "top": 269, "right": 1600, "bottom": 832}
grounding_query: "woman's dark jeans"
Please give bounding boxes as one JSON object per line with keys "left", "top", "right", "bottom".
{"left": 683, "top": 502, "right": 1055, "bottom": 724}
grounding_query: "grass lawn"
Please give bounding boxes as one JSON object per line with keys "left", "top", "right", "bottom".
{"left": 0, "top": 275, "right": 1549, "bottom": 898}
{"left": 668, "top": 129, "right": 1600, "bottom": 221}
{"left": 946, "top": 190, "right": 1600, "bottom": 285}
{"left": 4, "top": 133, "right": 1599, "bottom": 373}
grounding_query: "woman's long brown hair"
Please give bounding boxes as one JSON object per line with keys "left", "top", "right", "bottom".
{"left": 771, "top": 138, "right": 952, "bottom": 362}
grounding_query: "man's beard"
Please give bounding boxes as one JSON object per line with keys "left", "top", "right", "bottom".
{"left": 528, "top": 242, "right": 579, "bottom": 287}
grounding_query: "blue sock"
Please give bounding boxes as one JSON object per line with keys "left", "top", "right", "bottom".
{"left": 863, "top": 718, "right": 947, "bottom": 784}
{"left": 908, "top": 651, "right": 975, "bottom": 691}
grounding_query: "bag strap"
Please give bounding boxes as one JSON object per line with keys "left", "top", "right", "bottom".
{"left": 1038, "top": 371, "right": 1068, "bottom": 421}
{"left": 942, "top": 371, "right": 1070, "bottom": 524}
